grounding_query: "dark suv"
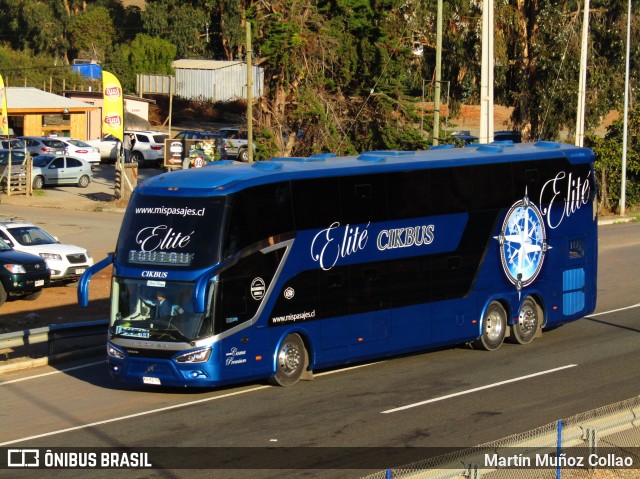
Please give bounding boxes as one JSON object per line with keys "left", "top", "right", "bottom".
{"left": 0, "top": 240, "right": 51, "bottom": 306}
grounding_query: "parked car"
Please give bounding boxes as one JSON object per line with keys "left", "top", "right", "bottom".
{"left": 450, "top": 131, "right": 479, "bottom": 146}
{"left": 174, "top": 130, "right": 219, "bottom": 141}
{"left": 86, "top": 134, "right": 121, "bottom": 162}
{"left": 215, "top": 127, "right": 254, "bottom": 162}
{"left": 17, "top": 136, "right": 67, "bottom": 156}
{"left": 0, "top": 239, "right": 50, "bottom": 306}
{"left": 125, "top": 130, "right": 169, "bottom": 167}
{"left": 56, "top": 137, "right": 101, "bottom": 165}
{"left": 0, "top": 221, "right": 93, "bottom": 283}
{"left": 0, "top": 149, "right": 28, "bottom": 166}
{"left": 31, "top": 154, "right": 93, "bottom": 189}
{"left": 493, "top": 130, "right": 522, "bottom": 143}
{"left": 0, "top": 138, "right": 27, "bottom": 150}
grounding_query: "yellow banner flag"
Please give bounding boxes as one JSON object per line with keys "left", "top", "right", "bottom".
{"left": 0, "top": 74, "right": 8, "bottom": 136}
{"left": 102, "top": 71, "right": 124, "bottom": 141}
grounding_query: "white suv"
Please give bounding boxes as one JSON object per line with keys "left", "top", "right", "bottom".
{"left": 216, "top": 128, "right": 254, "bottom": 162}
{"left": 0, "top": 221, "right": 93, "bottom": 283}
{"left": 125, "top": 130, "right": 169, "bottom": 167}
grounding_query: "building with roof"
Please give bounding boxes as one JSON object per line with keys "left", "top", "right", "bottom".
{"left": 63, "top": 90, "right": 154, "bottom": 140}
{"left": 4, "top": 87, "right": 99, "bottom": 139}
{"left": 172, "top": 59, "right": 264, "bottom": 102}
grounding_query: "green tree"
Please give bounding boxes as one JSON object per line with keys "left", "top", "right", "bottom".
{"left": 589, "top": 109, "right": 640, "bottom": 213}
{"left": 67, "top": 6, "right": 117, "bottom": 62}
{"left": 106, "top": 34, "right": 176, "bottom": 93}
{"left": 142, "top": 0, "right": 210, "bottom": 58}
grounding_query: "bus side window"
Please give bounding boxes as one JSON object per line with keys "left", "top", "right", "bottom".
{"left": 292, "top": 178, "right": 341, "bottom": 230}
{"left": 225, "top": 182, "right": 293, "bottom": 256}
{"left": 214, "top": 249, "right": 283, "bottom": 333}
{"left": 340, "top": 174, "right": 388, "bottom": 224}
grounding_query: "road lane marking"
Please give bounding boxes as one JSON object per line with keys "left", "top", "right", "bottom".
{"left": 381, "top": 364, "right": 578, "bottom": 414}
{"left": 586, "top": 303, "right": 640, "bottom": 317}
{"left": 0, "top": 385, "right": 271, "bottom": 446}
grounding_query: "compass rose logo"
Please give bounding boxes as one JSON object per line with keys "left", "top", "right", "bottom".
{"left": 495, "top": 191, "right": 549, "bottom": 293}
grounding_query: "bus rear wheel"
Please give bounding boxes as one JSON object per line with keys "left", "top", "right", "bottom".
{"left": 270, "top": 333, "right": 308, "bottom": 387}
{"left": 510, "top": 297, "right": 541, "bottom": 344}
{"left": 473, "top": 301, "right": 507, "bottom": 351}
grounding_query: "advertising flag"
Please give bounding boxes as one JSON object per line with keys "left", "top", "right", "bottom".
{"left": 102, "top": 71, "right": 124, "bottom": 141}
{"left": 0, "top": 74, "right": 8, "bottom": 136}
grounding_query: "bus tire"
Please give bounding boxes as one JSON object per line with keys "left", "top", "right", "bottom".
{"left": 473, "top": 301, "right": 507, "bottom": 351}
{"left": 510, "top": 297, "right": 541, "bottom": 344}
{"left": 270, "top": 333, "right": 309, "bottom": 387}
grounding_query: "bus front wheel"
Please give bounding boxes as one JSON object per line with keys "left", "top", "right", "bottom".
{"left": 510, "top": 297, "right": 541, "bottom": 344}
{"left": 473, "top": 301, "right": 507, "bottom": 351}
{"left": 270, "top": 333, "right": 309, "bottom": 387}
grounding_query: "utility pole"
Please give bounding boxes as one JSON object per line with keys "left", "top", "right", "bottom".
{"left": 575, "top": 0, "right": 590, "bottom": 147}
{"left": 432, "top": 0, "right": 443, "bottom": 146}
{"left": 479, "top": 0, "right": 494, "bottom": 144}
{"left": 620, "top": 0, "right": 631, "bottom": 216}
{"left": 246, "top": 21, "right": 254, "bottom": 163}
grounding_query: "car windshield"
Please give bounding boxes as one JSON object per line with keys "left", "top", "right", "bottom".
{"left": 43, "top": 139, "right": 67, "bottom": 148}
{"left": 65, "top": 139, "right": 92, "bottom": 148}
{"left": 0, "top": 150, "right": 27, "bottom": 165}
{"left": 110, "top": 279, "right": 213, "bottom": 342}
{"left": 8, "top": 226, "right": 57, "bottom": 246}
{"left": 33, "top": 156, "right": 53, "bottom": 167}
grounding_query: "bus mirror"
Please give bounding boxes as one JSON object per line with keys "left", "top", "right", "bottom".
{"left": 194, "top": 265, "right": 219, "bottom": 313}
{"left": 78, "top": 253, "right": 114, "bottom": 307}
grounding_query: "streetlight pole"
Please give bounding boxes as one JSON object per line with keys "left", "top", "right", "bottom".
{"left": 432, "top": 0, "right": 443, "bottom": 146}
{"left": 620, "top": 0, "right": 631, "bottom": 217}
{"left": 246, "top": 21, "right": 254, "bottom": 163}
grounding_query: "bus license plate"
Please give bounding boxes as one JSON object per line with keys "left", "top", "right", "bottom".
{"left": 35, "top": 280, "right": 44, "bottom": 287}
{"left": 143, "top": 377, "right": 161, "bottom": 385}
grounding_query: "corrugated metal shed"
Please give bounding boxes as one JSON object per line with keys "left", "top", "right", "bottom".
{"left": 172, "top": 59, "right": 264, "bottom": 102}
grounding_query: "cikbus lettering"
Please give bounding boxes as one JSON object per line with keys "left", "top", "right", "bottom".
{"left": 310, "top": 221, "right": 437, "bottom": 270}
{"left": 539, "top": 171, "right": 592, "bottom": 229}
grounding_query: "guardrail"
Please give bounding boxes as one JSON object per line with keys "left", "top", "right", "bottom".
{"left": 362, "top": 395, "right": 640, "bottom": 479}
{"left": 0, "top": 320, "right": 107, "bottom": 369}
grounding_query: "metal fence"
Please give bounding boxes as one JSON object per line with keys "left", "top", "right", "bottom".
{"left": 362, "top": 396, "right": 640, "bottom": 479}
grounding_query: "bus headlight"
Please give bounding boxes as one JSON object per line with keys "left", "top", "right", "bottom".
{"left": 107, "top": 343, "right": 126, "bottom": 359}
{"left": 175, "top": 348, "right": 212, "bottom": 364}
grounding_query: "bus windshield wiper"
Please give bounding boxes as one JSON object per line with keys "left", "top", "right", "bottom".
{"left": 157, "top": 327, "right": 195, "bottom": 346}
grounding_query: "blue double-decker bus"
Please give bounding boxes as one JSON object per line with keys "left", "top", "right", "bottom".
{"left": 78, "top": 141, "right": 597, "bottom": 388}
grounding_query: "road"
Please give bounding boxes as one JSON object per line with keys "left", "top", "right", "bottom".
{"left": 0, "top": 220, "right": 638, "bottom": 478}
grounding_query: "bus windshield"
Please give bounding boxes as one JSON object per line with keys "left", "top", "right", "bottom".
{"left": 116, "top": 195, "right": 227, "bottom": 269}
{"left": 110, "top": 279, "right": 213, "bottom": 342}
